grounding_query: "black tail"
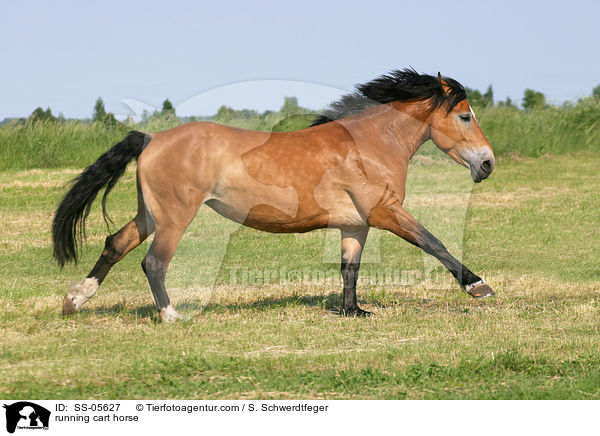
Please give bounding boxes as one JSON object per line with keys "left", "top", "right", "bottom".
{"left": 52, "top": 130, "right": 150, "bottom": 267}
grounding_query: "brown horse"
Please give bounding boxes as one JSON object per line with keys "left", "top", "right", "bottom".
{"left": 52, "top": 69, "right": 495, "bottom": 322}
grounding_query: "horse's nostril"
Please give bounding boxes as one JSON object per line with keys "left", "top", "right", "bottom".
{"left": 481, "top": 159, "right": 492, "bottom": 172}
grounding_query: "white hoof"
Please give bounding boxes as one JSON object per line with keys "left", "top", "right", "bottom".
{"left": 63, "top": 278, "right": 99, "bottom": 315}
{"left": 159, "top": 305, "right": 188, "bottom": 323}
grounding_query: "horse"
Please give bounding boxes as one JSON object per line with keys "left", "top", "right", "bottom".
{"left": 52, "top": 68, "right": 495, "bottom": 322}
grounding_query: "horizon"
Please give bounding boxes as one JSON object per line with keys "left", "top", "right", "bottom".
{"left": 4, "top": 76, "right": 599, "bottom": 124}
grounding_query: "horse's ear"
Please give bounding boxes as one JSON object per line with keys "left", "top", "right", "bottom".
{"left": 437, "top": 72, "right": 451, "bottom": 95}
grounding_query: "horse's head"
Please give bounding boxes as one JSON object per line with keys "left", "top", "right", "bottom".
{"left": 428, "top": 73, "right": 495, "bottom": 183}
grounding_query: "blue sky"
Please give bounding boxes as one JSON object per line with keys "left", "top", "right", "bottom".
{"left": 1, "top": 0, "right": 599, "bottom": 119}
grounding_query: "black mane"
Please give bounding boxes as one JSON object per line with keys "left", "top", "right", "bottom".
{"left": 311, "top": 68, "right": 466, "bottom": 126}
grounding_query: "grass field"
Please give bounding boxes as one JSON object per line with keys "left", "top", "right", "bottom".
{"left": 1, "top": 145, "right": 599, "bottom": 399}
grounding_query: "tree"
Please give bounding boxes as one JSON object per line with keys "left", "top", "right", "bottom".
{"left": 464, "top": 87, "right": 490, "bottom": 108}
{"left": 104, "top": 112, "right": 117, "bottom": 127}
{"left": 522, "top": 89, "right": 546, "bottom": 109}
{"left": 29, "top": 107, "right": 46, "bottom": 122}
{"left": 161, "top": 99, "right": 176, "bottom": 117}
{"left": 483, "top": 85, "right": 494, "bottom": 106}
{"left": 239, "top": 109, "right": 258, "bottom": 119}
{"left": 281, "top": 96, "right": 301, "bottom": 115}
{"left": 497, "top": 96, "right": 517, "bottom": 108}
{"left": 593, "top": 85, "right": 600, "bottom": 100}
{"left": 214, "top": 105, "right": 235, "bottom": 123}
{"left": 92, "top": 97, "right": 119, "bottom": 126}
{"left": 29, "top": 107, "right": 55, "bottom": 122}
{"left": 93, "top": 97, "right": 107, "bottom": 122}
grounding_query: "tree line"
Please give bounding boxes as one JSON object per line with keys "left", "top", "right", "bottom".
{"left": 5, "top": 97, "right": 178, "bottom": 127}
{"left": 5, "top": 83, "right": 600, "bottom": 128}
{"left": 467, "top": 84, "right": 600, "bottom": 109}
{"left": 466, "top": 85, "right": 548, "bottom": 109}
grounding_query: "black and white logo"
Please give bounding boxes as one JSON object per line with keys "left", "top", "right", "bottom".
{"left": 3, "top": 402, "right": 50, "bottom": 434}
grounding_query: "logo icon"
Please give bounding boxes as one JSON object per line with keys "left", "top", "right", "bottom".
{"left": 3, "top": 402, "right": 50, "bottom": 434}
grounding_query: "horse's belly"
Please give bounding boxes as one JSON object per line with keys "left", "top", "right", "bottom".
{"left": 205, "top": 189, "right": 365, "bottom": 233}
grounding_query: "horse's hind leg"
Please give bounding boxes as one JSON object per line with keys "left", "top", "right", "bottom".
{"left": 141, "top": 225, "right": 188, "bottom": 323}
{"left": 340, "top": 227, "right": 370, "bottom": 316}
{"left": 63, "top": 213, "right": 153, "bottom": 315}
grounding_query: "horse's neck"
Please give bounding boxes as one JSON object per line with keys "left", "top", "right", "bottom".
{"left": 342, "top": 103, "right": 431, "bottom": 159}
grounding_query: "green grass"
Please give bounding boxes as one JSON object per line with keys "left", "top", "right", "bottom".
{"left": 0, "top": 121, "right": 129, "bottom": 170}
{"left": 476, "top": 100, "right": 600, "bottom": 156}
{"left": 1, "top": 151, "right": 599, "bottom": 399}
{"left": 1, "top": 98, "right": 599, "bottom": 169}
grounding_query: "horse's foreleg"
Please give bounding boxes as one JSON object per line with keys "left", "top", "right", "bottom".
{"left": 367, "top": 205, "right": 494, "bottom": 298}
{"left": 63, "top": 214, "right": 153, "bottom": 315}
{"left": 340, "top": 227, "right": 370, "bottom": 316}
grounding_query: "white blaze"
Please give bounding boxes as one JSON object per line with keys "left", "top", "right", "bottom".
{"left": 469, "top": 105, "right": 478, "bottom": 122}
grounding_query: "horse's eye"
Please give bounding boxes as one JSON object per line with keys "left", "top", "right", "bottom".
{"left": 459, "top": 114, "right": 471, "bottom": 122}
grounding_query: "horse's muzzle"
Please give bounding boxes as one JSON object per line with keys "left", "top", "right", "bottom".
{"left": 470, "top": 156, "right": 495, "bottom": 183}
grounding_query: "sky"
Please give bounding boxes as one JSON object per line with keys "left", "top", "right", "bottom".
{"left": 1, "top": 0, "right": 599, "bottom": 120}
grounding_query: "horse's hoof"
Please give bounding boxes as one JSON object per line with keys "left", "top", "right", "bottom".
{"left": 62, "top": 293, "right": 88, "bottom": 315}
{"left": 465, "top": 281, "right": 495, "bottom": 298}
{"left": 341, "top": 307, "right": 374, "bottom": 317}
{"left": 62, "top": 295, "right": 76, "bottom": 315}
{"left": 159, "top": 305, "right": 188, "bottom": 323}
{"left": 62, "top": 278, "right": 99, "bottom": 315}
